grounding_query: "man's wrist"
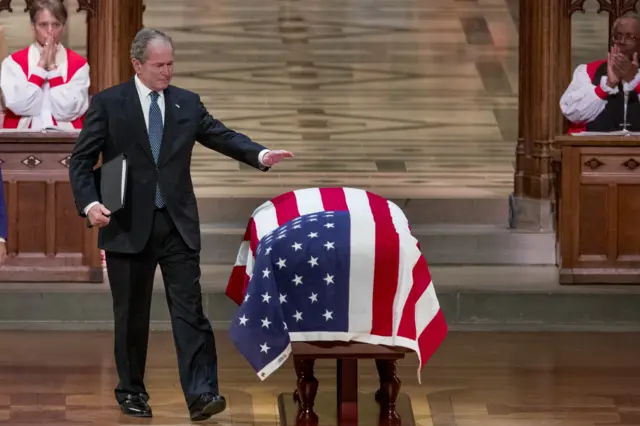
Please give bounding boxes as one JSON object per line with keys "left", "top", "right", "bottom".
{"left": 83, "top": 201, "right": 99, "bottom": 216}
{"left": 258, "top": 149, "right": 271, "bottom": 166}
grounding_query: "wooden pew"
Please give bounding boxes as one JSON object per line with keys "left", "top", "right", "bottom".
{"left": 556, "top": 135, "right": 640, "bottom": 284}
{"left": 0, "top": 130, "right": 102, "bottom": 282}
{"left": 277, "top": 341, "right": 415, "bottom": 426}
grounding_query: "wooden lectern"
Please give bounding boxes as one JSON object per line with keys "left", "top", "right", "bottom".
{"left": 556, "top": 135, "right": 640, "bottom": 284}
{"left": 0, "top": 131, "right": 101, "bottom": 281}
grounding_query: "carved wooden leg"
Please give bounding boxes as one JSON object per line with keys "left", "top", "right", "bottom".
{"left": 293, "top": 356, "right": 318, "bottom": 424}
{"left": 374, "top": 359, "right": 401, "bottom": 422}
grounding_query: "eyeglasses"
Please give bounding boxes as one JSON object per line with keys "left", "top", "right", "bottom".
{"left": 612, "top": 32, "right": 639, "bottom": 43}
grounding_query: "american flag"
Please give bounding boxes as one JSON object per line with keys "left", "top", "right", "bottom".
{"left": 226, "top": 187, "right": 447, "bottom": 381}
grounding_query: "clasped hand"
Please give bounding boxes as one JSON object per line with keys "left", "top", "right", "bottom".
{"left": 37, "top": 36, "right": 58, "bottom": 71}
{"left": 88, "top": 204, "right": 111, "bottom": 228}
{"left": 607, "top": 45, "right": 639, "bottom": 87}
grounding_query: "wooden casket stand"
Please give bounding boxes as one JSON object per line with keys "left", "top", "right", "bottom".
{"left": 277, "top": 341, "right": 415, "bottom": 426}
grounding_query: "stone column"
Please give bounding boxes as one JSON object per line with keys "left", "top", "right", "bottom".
{"left": 512, "top": 0, "right": 573, "bottom": 230}
{"left": 79, "top": 0, "right": 145, "bottom": 94}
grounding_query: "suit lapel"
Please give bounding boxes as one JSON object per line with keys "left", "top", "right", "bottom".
{"left": 121, "top": 79, "right": 155, "bottom": 164}
{"left": 158, "top": 87, "right": 179, "bottom": 166}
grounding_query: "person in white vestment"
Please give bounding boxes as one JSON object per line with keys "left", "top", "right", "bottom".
{"left": 0, "top": 0, "right": 89, "bottom": 130}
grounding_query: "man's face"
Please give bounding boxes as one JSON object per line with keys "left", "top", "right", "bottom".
{"left": 131, "top": 41, "right": 174, "bottom": 92}
{"left": 612, "top": 18, "right": 640, "bottom": 58}
{"left": 32, "top": 9, "right": 64, "bottom": 46}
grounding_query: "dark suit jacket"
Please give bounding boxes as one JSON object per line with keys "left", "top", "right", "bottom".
{"left": 68, "top": 78, "right": 269, "bottom": 254}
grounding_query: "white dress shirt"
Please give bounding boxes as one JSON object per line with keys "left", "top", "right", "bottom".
{"left": 83, "top": 75, "right": 269, "bottom": 215}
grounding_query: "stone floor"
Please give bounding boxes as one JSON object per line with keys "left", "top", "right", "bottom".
{"left": 0, "top": 0, "right": 614, "bottom": 199}
{"left": 0, "top": 330, "right": 639, "bottom": 425}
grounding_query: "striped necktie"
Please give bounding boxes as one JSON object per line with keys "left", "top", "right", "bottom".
{"left": 148, "top": 91, "right": 164, "bottom": 208}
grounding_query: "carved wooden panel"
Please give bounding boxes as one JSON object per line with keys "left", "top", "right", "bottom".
{"left": 557, "top": 136, "right": 640, "bottom": 284}
{"left": 84, "top": 0, "right": 144, "bottom": 94}
{"left": 0, "top": 132, "right": 101, "bottom": 282}
{"left": 0, "top": 0, "right": 12, "bottom": 13}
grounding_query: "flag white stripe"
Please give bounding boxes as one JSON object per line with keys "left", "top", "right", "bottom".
{"left": 344, "top": 188, "right": 376, "bottom": 334}
{"left": 234, "top": 241, "right": 251, "bottom": 266}
{"left": 386, "top": 200, "right": 423, "bottom": 336}
{"left": 415, "top": 283, "right": 440, "bottom": 337}
{"left": 293, "top": 188, "right": 325, "bottom": 215}
{"left": 251, "top": 200, "right": 279, "bottom": 242}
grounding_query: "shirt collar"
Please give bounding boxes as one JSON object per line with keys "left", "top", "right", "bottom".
{"left": 134, "top": 74, "right": 163, "bottom": 100}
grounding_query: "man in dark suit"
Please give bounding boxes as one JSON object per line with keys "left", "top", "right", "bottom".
{"left": 68, "top": 28, "right": 293, "bottom": 422}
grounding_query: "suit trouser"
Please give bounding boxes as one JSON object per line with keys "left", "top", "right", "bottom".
{"left": 104, "top": 208, "right": 219, "bottom": 407}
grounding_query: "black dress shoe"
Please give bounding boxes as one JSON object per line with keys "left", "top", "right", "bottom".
{"left": 189, "top": 393, "right": 226, "bottom": 421}
{"left": 119, "top": 394, "right": 152, "bottom": 417}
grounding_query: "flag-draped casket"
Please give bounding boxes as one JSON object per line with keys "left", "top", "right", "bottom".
{"left": 226, "top": 187, "right": 447, "bottom": 380}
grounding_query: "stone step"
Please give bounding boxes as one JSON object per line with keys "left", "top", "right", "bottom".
{"left": 0, "top": 266, "right": 639, "bottom": 332}
{"left": 196, "top": 196, "right": 510, "bottom": 226}
{"left": 199, "top": 223, "right": 557, "bottom": 265}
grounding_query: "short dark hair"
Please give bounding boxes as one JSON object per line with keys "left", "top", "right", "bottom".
{"left": 29, "top": 0, "right": 68, "bottom": 25}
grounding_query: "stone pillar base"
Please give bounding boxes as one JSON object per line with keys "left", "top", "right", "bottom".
{"left": 508, "top": 194, "right": 555, "bottom": 232}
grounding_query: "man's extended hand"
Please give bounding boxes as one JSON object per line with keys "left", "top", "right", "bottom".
{"left": 262, "top": 150, "right": 294, "bottom": 167}
{"left": 88, "top": 203, "right": 111, "bottom": 228}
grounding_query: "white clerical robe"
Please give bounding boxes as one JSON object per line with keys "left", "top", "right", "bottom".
{"left": 0, "top": 43, "right": 89, "bottom": 130}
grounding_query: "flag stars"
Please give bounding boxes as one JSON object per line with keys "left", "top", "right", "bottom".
{"left": 262, "top": 292, "right": 272, "bottom": 303}
{"left": 293, "top": 310, "right": 303, "bottom": 322}
{"left": 323, "top": 273, "right": 335, "bottom": 285}
{"left": 292, "top": 275, "right": 303, "bottom": 286}
{"left": 265, "top": 247, "right": 272, "bottom": 255}
{"left": 291, "top": 242, "right": 302, "bottom": 251}
{"left": 262, "top": 268, "right": 271, "bottom": 278}
{"left": 324, "top": 222, "right": 335, "bottom": 229}
{"left": 276, "top": 258, "right": 287, "bottom": 269}
{"left": 307, "top": 232, "right": 318, "bottom": 238}
{"left": 244, "top": 293, "right": 250, "bottom": 302}
{"left": 308, "top": 256, "right": 319, "bottom": 267}
{"left": 323, "top": 310, "right": 334, "bottom": 321}
{"left": 261, "top": 317, "right": 272, "bottom": 328}
{"left": 309, "top": 292, "right": 318, "bottom": 303}
{"left": 283, "top": 321, "right": 288, "bottom": 330}
{"left": 260, "top": 343, "right": 270, "bottom": 353}
{"left": 279, "top": 293, "right": 287, "bottom": 303}
{"left": 238, "top": 315, "right": 248, "bottom": 325}
{"left": 293, "top": 224, "right": 301, "bottom": 229}
{"left": 324, "top": 241, "right": 335, "bottom": 250}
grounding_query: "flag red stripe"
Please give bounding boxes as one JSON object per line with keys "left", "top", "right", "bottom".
{"left": 272, "top": 192, "right": 300, "bottom": 226}
{"left": 367, "top": 192, "right": 400, "bottom": 337}
{"left": 397, "top": 254, "right": 432, "bottom": 340}
{"left": 247, "top": 218, "right": 258, "bottom": 252}
{"left": 319, "top": 187, "right": 349, "bottom": 211}
{"left": 416, "top": 309, "right": 448, "bottom": 368}
{"left": 226, "top": 265, "right": 247, "bottom": 305}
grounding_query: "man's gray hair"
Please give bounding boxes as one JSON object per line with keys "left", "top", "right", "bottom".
{"left": 613, "top": 14, "right": 640, "bottom": 33}
{"left": 130, "top": 28, "right": 173, "bottom": 64}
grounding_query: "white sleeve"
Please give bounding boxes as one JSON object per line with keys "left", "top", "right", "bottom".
{"left": 48, "top": 62, "right": 90, "bottom": 121}
{"left": 0, "top": 56, "right": 45, "bottom": 117}
{"left": 559, "top": 64, "right": 619, "bottom": 123}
